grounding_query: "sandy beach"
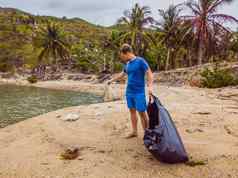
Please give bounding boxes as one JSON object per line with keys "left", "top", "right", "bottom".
{"left": 0, "top": 80, "right": 238, "bottom": 178}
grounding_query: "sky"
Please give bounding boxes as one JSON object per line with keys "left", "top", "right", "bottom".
{"left": 0, "top": 0, "right": 238, "bottom": 29}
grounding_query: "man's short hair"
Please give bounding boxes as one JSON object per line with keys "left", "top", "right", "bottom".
{"left": 120, "top": 44, "right": 133, "bottom": 54}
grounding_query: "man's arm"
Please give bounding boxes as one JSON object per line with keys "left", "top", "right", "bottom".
{"left": 146, "top": 68, "right": 153, "bottom": 95}
{"left": 107, "top": 71, "right": 126, "bottom": 85}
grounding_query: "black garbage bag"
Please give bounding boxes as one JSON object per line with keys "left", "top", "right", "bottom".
{"left": 144, "top": 95, "right": 189, "bottom": 164}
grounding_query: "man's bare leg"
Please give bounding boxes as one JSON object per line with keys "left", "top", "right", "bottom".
{"left": 125, "top": 108, "right": 138, "bottom": 138}
{"left": 138, "top": 112, "right": 149, "bottom": 131}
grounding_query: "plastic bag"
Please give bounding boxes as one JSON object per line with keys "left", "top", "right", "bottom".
{"left": 144, "top": 95, "right": 189, "bottom": 164}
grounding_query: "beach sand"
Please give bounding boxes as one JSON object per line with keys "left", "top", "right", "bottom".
{"left": 0, "top": 80, "right": 238, "bottom": 178}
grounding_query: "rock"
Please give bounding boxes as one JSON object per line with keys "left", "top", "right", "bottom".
{"left": 61, "top": 113, "right": 80, "bottom": 122}
{"left": 95, "top": 112, "right": 103, "bottom": 120}
{"left": 95, "top": 112, "right": 103, "bottom": 117}
{"left": 49, "top": 74, "right": 62, "bottom": 80}
{"left": 97, "top": 74, "right": 111, "bottom": 83}
{"left": 67, "top": 74, "right": 94, "bottom": 81}
{"left": 72, "top": 75, "right": 85, "bottom": 81}
{"left": 88, "top": 75, "right": 97, "bottom": 82}
{"left": 0, "top": 72, "right": 13, "bottom": 79}
{"left": 67, "top": 75, "right": 74, "bottom": 80}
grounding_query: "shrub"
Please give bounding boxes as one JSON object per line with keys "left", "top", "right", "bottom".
{"left": 200, "top": 66, "right": 238, "bottom": 88}
{"left": 74, "top": 60, "right": 98, "bottom": 73}
{"left": 27, "top": 75, "right": 38, "bottom": 84}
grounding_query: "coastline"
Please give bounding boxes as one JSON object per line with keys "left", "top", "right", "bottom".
{"left": 0, "top": 78, "right": 126, "bottom": 99}
{"left": 0, "top": 78, "right": 106, "bottom": 95}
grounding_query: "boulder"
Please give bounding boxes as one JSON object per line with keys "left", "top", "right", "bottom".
{"left": 61, "top": 113, "right": 80, "bottom": 122}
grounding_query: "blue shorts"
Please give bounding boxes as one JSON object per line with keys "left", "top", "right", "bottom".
{"left": 126, "top": 93, "right": 147, "bottom": 112}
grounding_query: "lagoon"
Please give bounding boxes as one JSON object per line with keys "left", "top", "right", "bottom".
{"left": 0, "top": 84, "right": 103, "bottom": 128}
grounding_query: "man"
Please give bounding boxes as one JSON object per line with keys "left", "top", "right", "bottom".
{"left": 108, "top": 44, "right": 153, "bottom": 138}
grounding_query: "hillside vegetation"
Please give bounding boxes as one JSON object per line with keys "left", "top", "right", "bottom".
{"left": 0, "top": 7, "right": 117, "bottom": 74}
{"left": 0, "top": 1, "right": 238, "bottom": 88}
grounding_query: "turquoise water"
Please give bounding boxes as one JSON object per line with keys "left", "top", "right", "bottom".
{"left": 0, "top": 85, "right": 103, "bottom": 128}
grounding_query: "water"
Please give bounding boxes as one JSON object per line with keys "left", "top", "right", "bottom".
{"left": 0, "top": 84, "right": 103, "bottom": 128}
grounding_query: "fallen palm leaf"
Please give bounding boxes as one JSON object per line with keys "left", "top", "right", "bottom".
{"left": 185, "top": 159, "right": 207, "bottom": 167}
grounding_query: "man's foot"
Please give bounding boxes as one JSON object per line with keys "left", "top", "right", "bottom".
{"left": 124, "top": 132, "right": 138, "bottom": 139}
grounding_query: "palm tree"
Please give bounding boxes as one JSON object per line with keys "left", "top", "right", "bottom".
{"left": 117, "top": 3, "right": 154, "bottom": 56}
{"left": 182, "top": 0, "right": 238, "bottom": 65}
{"left": 230, "top": 32, "right": 238, "bottom": 60}
{"left": 36, "top": 21, "right": 70, "bottom": 72}
{"left": 104, "top": 30, "right": 122, "bottom": 72}
{"left": 156, "top": 5, "right": 182, "bottom": 70}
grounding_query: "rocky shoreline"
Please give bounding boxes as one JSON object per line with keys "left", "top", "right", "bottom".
{"left": 1, "top": 61, "right": 237, "bottom": 88}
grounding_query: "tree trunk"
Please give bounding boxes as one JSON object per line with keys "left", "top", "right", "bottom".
{"left": 187, "top": 50, "right": 192, "bottom": 67}
{"left": 110, "top": 53, "right": 116, "bottom": 73}
{"left": 198, "top": 40, "right": 204, "bottom": 65}
{"left": 209, "top": 55, "right": 214, "bottom": 63}
{"left": 171, "top": 51, "right": 176, "bottom": 69}
{"left": 165, "top": 49, "right": 171, "bottom": 71}
{"left": 156, "top": 55, "right": 160, "bottom": 71}
{"left": 103, "top": 57, "right": 106, "bottom": 71}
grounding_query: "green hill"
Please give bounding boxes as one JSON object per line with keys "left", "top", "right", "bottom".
{"left": 0, "top": 7, "right": 110, "bottom": 41}
{"left": 0, "top": 7, "right": 114, "bottom": 73}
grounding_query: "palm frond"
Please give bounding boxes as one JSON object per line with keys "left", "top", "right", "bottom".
{"left": 210, "top": 14, "right": 238, "bottom": 24}
{"left": 208, "top": 0, "right": 234, "bottom": 13}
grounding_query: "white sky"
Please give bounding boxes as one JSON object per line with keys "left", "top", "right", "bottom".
{"left": 0, "top": 0, "right": 237, "bottom": 29}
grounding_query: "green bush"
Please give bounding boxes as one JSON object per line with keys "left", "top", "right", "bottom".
{"left": 77, "top": 60, "right": 96, "bottom": 72}
{"left": 27, "top": 75, "right": 38, "bottom": 84}
{"left": 200, "top": 66, "right": 238, "bottom": 88}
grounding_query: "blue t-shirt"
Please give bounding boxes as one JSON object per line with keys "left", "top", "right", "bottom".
{"left": 123, "top": 57, "right": 149, "bottom": 95}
